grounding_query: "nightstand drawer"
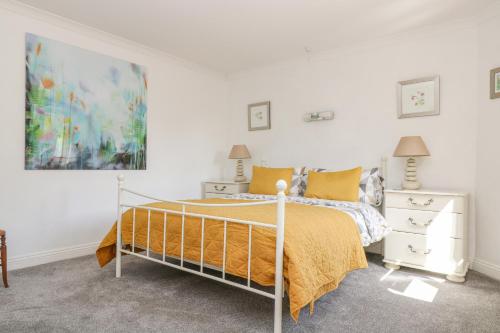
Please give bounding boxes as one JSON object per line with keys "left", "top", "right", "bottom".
{"left": 385, "top": 208, "right": 463, "bottom": 238}
{"left": 203, "top": 181, "right": 249, "bottom": 199}
{"left": 384, "top": 231, "right": 464, "bottom": 273}
{"left": 385, "top": 193, "right": 464, "bottom": 213}
{"left": 205, "top": 183, "right": 241, "bottom": 194}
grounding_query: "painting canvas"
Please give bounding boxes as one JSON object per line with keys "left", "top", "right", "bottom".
{"left": 397, "top": 76, "right": 440, "bottom": 118}
{"left": 25, "top": 33, "right": 147, "bottom": 170}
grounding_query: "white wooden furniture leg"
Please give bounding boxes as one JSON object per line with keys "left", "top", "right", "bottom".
{"left": 384, "top": 262, "right": 400, "bottom": 270}
{"left": 446, "top": 274, "right": 465, "bottom": 283}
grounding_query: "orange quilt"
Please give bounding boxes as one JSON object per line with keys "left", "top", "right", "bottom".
{"left": 96, "top": 198, "right": 367, "bottom": 320}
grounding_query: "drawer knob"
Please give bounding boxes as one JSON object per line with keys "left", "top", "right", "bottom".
{"left": 408, "top": 244, "right": 432, "bottom": 255}
{"left": 408, "top": 197, "right": 434, "bottom": 207}
{"left": 408, "top": 217, "right": 433, "bottom": 227}
{"left": 214, "top": 185, "right": 227, "bottom": 191}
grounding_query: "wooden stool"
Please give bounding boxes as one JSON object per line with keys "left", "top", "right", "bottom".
{"left": 0, "top": 230, "right": 7, "bottom": 288}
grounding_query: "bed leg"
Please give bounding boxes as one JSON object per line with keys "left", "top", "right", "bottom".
{"left": 115, "top": 242, "right": 122, "bottom": 278}
{"left": 116, "top": 175, "right": 125, "bottom": 278}
{"left": 274, "top": 180, "right": 286, "bottom": 333}
{"left": 274, "top": 291, "right": 282, "bottom": 333}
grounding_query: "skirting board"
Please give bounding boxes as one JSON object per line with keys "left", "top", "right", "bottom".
{"left": 6, "top": 241, "right": 500, "bottom": 282}
{"left": 8, "top": 240, "right": 383, "bottom": 270}
{"left": 471, "top": 258, "right": 500, "bottom": 281}
{"left": 8, "top": 242, "right": 99, "bottom": 271}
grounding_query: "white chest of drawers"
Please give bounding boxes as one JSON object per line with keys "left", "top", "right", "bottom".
{"left": 203, "top": 180, "right": 249, "bottom": 198}
{"left": 383, "top": 189, "right": 469, "bottom": 282}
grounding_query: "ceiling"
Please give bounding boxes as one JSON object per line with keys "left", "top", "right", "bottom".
{"left": 17, "top": 0, "right": 495, "bottom": 73}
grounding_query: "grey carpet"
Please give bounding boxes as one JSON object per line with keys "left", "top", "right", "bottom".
{"left": 1, "top": 253, "right": 499, "bottom": 333}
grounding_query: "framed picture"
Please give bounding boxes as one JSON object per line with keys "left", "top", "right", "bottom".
{"left": 248, "top": 101, "right": 271, "bottom": 131}
{"left": 490, "top": 67, "right": 500, "bottom": 99}
{"left": 397, "top": 76, "right": 440, "bottom": 118}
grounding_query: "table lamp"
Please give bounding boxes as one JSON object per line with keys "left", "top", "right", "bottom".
{"left": 393, "top": 136, "right": 430, "bottom": 190}
{"left": 228, "top": 145, "right": 251, "bottom": 182}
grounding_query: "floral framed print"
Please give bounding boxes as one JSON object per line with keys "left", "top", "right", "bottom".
{"left": 397, "top": 76, "right": 440, "bottom": 118}
{"left": 490, "top": 67, "right": 500, "bottom": 99}
{"left": 248, "top": 101, "right": 271, "bottom": 131}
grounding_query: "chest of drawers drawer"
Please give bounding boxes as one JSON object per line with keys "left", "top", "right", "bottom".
{"left": 384, "top": 231, "right": 464, "bottom": 273}
{"left": 385, "top": 208, "right": 463, "bottom": 238}
{"left": 385, "top": 192, "right": 464, "bottom": 213}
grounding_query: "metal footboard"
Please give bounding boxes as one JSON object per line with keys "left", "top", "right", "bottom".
{"left": 115, "top": 176, "right": 286, "bottom": 332}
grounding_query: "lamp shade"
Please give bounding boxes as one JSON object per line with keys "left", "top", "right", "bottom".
{"left": 228, "top": 145, "right": 251, "bottom": 159}
{"left": 393, "top": 136, "right": 430, "bottom": 157}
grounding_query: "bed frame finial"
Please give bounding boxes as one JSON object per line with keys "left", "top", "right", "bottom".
{"left": 276, "top": 179, "right": 287, "bottom": 193}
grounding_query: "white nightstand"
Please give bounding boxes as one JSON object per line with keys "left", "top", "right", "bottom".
{"left": 203, "top": 180, "right": 250, "bottom": 198}
{"left": 383, "top": 189, "right": 469, "bottom": 282}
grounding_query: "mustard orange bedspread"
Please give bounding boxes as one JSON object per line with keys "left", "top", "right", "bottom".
{"left": 96, "top": 199, "right": 367, "bottom": 320}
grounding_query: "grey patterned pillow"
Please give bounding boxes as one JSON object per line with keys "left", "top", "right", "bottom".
{"left": 289, "top": 167, "right": 305, "bottom": 196}
{"left": 297, "top": 167, "right": 321, "bottom": 196}
{"left": 298, "top": 167, "right": 384, "bottom": 206}
{"left": 359, "top": 168, "right": 384, "bottom": 206}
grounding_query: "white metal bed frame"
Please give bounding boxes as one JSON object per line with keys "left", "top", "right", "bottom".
{"left": 114, "top": 157, "right": 388, "bottom": 333}
{"left": 115, "top": 176, "right": 288, "bottom": 333}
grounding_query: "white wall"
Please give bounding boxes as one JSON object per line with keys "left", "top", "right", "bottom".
{"left": 226, "top": 22, "right": 479, "bottom": 260}
{"left": 0, "top": 3, "right": 229, "bottom": 268}
{"left": 2, "top": 1, "right": 499, "bottom": 280}
{"left": 475, "top": 8, "right": 500, "bottom": 279}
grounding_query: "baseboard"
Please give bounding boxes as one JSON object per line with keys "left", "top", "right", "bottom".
{"left": 471, "top": 258, "right": 500, "bottom": 281}
{"left": 7, "top": 242, "right": 500, "bottom": 282}
{"left": 8, "top": 242, "right": 99, "bottom": 271}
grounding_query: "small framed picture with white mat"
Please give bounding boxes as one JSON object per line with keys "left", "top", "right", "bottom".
{"left": 397, "top": 76, "right": 440, "bottom": 118}
{"left": 248, "top": 101, "right": 271, "bottom": 131}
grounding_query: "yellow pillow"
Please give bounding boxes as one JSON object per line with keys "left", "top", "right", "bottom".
{"left": 249, "top": 166, "right": 294, "bottom": 195}
{"left": 304, "top": 167, "right": 362, "bottom": 202}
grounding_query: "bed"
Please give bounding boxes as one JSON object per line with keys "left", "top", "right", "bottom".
{"left": 96, "top": 159, "right": 389, "bottom": 333}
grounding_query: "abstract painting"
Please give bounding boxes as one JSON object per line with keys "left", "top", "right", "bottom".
{"left": 397, "top": 76, "right": 440, "bottom": 119}
{"left": 25, "top": 33, "right": 147, "bottom": 170}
